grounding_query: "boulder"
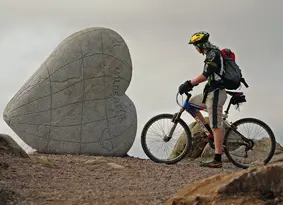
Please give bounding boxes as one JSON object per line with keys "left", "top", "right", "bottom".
{"left": 165, "top": 162, "right": 283, "bottom": 205}
{"left": 200, "top": 143, "right": 215, "bottom": 160}
{"left": 3, "top": 27, "right": 137, "bottom": 156}
{"left": 0, "top": 134, "right": 29, "bottom": 158}
{"left": 169, "top": 115, "right": 283, "bottom": 166}
{"left": 168, "top": 117, "right": 212, "bottom": 160}
{"left": 218, "top": 137, "right": 283, "bottom": 165}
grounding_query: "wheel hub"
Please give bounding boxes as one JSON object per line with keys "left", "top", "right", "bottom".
{"left": 163, "top": 135, "right": 171, "bottom": 142}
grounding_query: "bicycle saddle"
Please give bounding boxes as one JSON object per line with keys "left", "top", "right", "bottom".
{"left": 226, "top": 90, "right": 244, "bottom": 96}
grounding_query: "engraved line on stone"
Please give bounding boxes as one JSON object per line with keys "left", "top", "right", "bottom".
{"left": 11, "top": 114, "right": 121, "bottom": 127}
{"left": 45, "top": 28, "right": 106, "bottom": 62}
{"left": 10, "top": 112, "right": 135, "bottom": 145}
{"left": 10, "top": 54, "right": 89, "bottom": 101}
{"left": 21, "top": 128, "right": 128, "bottom": 144}
{"left": 101, "top": 52, "right": 131, "bottom": 72}
{"left": 12, "top": 68, "right": 43, "bottom": 99}
{"left": 45, "top": 61, "right": 53, "bottom": 151}
{"left": 44, "top": 28, "right": 95, "bottom": 63}
{"left": 10, "top": 28, "right": 130, "bottom": 103}
{"left": 12, "top": 66, "right": 48, "bottom": 100}
{"left": 111, "top": 120, "right": 135, "bottom": 140}
{"left": 101, "top": 32, "right": 114, "bottom": 155}
{"left": 49, "top": 75, "right": 82, "bottom": 83}
{"left": 8, "top": 76, "right": 129, "bottom": 114}
{"left": 77, "top": 38, "right": 85, "bottom": 154}
{"left": 51, "top": 75, "right": 129, "bottom": 93}
{"left": 8, "top": 90, "right": 130, "bottom": 119}
{"left": 112, "top": 121, "right": 135, "bottom": 155}
{"left": 10, "top": 52, "right": 130, "bottom": 112}
{"left": 48, "top": 52, "right": 130, "bottom": 80}
{"left": 11, "top": 74, "right": 47, "bottom": 106}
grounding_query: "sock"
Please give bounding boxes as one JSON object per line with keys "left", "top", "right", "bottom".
{"left": 214, "top": 154, "right": 222, "bottom": 162}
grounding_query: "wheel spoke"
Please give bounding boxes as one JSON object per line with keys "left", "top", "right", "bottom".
{"left": 141, "top": 114, "right": 192, "bottom": 164}
{"left": 224, "top": 118, "right": 276, "bottom": 169}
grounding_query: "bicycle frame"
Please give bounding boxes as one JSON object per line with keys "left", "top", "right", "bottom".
{"left": 170, "top": 92, "right": 212, "bottom": 138}
{"left": 170, "top": 91, "right": 251, "bottom": 147}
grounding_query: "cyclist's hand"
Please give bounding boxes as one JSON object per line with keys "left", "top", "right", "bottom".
{"left": 178, "top": 80, "right": 194, "bottom": 94}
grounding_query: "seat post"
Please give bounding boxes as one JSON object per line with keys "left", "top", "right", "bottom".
{"left": 224, "top": 98, "right": 232, "bottom": 114}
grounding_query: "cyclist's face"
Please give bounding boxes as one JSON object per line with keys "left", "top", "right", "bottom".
{"left": 195, "top": 46, "right": 201, "bottom": 53}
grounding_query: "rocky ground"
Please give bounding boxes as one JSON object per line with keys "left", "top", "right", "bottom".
{"left": 2, "top": 131, "right": 283, "bottom": 205}
{"left": 0, "top": 152, "right": 239, "bottom": 205}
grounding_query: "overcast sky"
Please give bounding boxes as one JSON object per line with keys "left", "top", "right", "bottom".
{"left": 0, "top": 0, "right": 282, "bottom": 158}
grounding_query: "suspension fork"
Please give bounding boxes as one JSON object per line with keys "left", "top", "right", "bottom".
{"left": 168, "top": 108, "right": 185, "bottom": 138}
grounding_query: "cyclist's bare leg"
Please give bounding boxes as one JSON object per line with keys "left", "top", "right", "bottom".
{"left": 189, "top": 93, "right": 208, "bottom": 123}
{"left": 194, "top": 111, "right": 206, "bottom": 124}
{"left": 199, "top": 89, "right": 227, "bottom": 167}
{"left": 189, "top": 93, "right": 213, "bottom": 136}
{"left": 212, "top": 127, "right": 224, "bottom": 154}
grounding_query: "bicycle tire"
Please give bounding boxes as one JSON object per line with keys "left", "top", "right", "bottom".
{"left": 223, "top": 117, "right": 276, "bottom": 169}
{"left": 141, "top": 113, "right": 192, "bottom": 164}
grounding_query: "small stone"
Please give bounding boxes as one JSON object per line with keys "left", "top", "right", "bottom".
{"left": 0, "top": 162, "right": 9, "bottom": 169}
{"left": 107, "top": 162, "right": 124, "bottom": 169}
{"left": 84, "top": 159, "right": 107, "bottom": 164}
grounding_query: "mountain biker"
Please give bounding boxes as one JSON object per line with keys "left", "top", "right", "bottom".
{"left": 178, "top": 31, "right": 227, "bottom": 168}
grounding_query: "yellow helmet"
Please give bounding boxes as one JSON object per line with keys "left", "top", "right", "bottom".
{"left": 188, "top": 31, "right": 210, "bottom": 45}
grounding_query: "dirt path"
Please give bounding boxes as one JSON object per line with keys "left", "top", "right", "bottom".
{"left": 0, "top": 153, "right": 239, "bottom": 205}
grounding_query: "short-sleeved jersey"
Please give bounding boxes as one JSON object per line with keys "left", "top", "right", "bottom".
{"left": 202, "top": 49, "right": 224, "bottom": 93}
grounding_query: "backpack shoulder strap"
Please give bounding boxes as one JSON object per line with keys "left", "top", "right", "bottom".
{"left": 219, "top": 51, "right": 225, "bottom": 76}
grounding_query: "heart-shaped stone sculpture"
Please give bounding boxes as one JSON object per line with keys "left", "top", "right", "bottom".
{"left": 3, "top": 27, "right": 137, "bottom": 156}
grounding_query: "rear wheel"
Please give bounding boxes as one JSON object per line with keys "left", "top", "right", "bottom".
{"left": 223, "top": 118, "right": 276, "bottom": 169}
{"left": 141, "top": 113, "right": 192, "bottom": 164}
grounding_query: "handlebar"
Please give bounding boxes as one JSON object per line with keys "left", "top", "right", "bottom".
{"left": 176, "top": 90, "right": 192, "bottom": 108}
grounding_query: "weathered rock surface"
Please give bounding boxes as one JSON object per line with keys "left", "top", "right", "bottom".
{"left": 169, "top": 117, "right": 212, "bottom": 160}
{"left": 0, "top": 134, "right": 29, "bottom": 158}
{"left": 169, "top": 116, "right": 283, "bottom": 167}
{"left": 166, "top": 162, "right": 283, "bottom": 205}
{"left": 3, "top": 27, "right": 137, "bottom": 156}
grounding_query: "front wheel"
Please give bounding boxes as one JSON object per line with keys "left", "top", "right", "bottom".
{"left": 141, "top": 113, "right": 192, "bottom": 164}
{"left": 223, "top": 117, "right": 276, "bottom": 169}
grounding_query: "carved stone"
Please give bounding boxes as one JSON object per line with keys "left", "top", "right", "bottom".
{"left": 3, "top": 27, "right": 137, "bottom": 156}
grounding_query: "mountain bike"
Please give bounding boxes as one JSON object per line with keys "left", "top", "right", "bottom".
{"left": 141, "top": 86, "right": 276, "bottom": 169}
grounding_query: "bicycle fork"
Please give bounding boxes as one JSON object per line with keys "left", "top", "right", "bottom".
{"left": 167, "top": 108, "right": 185, "bottom": 140}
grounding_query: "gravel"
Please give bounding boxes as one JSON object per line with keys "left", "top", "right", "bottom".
{"left": 0, "top": 153, "right": 239, "bottom": 205}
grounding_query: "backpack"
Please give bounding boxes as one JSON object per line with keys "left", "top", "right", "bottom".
{"left": 218, "top": 48, "right": 242, "bottom": 90}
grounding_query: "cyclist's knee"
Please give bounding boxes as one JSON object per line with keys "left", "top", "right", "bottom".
{"left": 189, "top": 93, "right": 204, "bottom": 106}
